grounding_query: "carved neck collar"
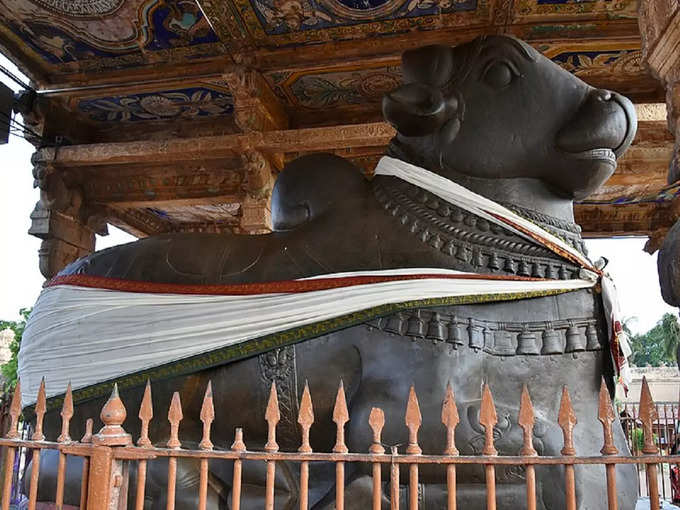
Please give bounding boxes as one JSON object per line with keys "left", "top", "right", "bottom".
{"left": 374, "top": 156, "right": 588, "bottom": 260}
{"left": 386, "top": 144, "right": 575, "bottom": 223}
{"left": 373, "top": 175, "right": 587, "bottom": 262}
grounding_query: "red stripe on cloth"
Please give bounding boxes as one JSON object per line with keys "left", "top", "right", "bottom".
{"left": 45, "top": 272, "right": 545, "bottom": 296}
{"left": 486, "top": 212, "right": 598, "bottom": 274}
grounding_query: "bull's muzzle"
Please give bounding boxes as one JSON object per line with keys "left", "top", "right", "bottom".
{"left": 556, "top": 89, "right": 637, "bottom": 159}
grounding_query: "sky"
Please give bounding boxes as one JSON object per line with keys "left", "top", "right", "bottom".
{"left": 0, "top": 55, "right": 677, "bottom": 334}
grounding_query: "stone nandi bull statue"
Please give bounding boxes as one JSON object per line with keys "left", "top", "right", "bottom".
{"left": 21, "top": 35, "right": 638, "bottom": 509}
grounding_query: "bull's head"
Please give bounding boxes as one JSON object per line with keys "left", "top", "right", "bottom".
{"left": 382, "top": 36, "right": 637, "bottom": 200}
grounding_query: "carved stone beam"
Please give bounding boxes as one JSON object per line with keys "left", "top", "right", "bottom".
{"left": 575, "top": 202, "right": 675, "bottom": 238}
{"left": 37, "top": 123, "right": 394, "bottom": 168}
{"left": 223, "top": 67, "right": 289, "bottom": 134}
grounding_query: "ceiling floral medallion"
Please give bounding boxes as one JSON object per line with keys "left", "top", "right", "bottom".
{"left": 31, "top": 0, "right": 125, "bottom": 17}
{"left": 249, "top": 0, "right": 477, "bottom": 34}
{"left": 319, "top": 0, "right": 408, "bottom": 21}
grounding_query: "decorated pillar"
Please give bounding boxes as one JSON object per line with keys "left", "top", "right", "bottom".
{"left": 639, "top": 3, "right": 680, "bottom": 310}
{"left": 223, "top": 67, "right": 288, "bottom": 233}
{"left": 639, "top": 1, "right": 680, "bottom": 181}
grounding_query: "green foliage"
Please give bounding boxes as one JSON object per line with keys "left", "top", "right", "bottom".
{"left": 629, "top": 312, "right": 680, "bottom": 367}
{"left": 630, "top": 427, "right": 658, "bottom": 452}
{"left": 0, "top": 308, "right": 31, "bottom": 389}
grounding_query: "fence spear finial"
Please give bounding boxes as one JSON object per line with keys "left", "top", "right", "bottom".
{"left": 32, "top": 377, "right": 47, "bottom": 441}
{"left": 405, "top": 385, "right": 422, "bottom": 455}
{"left": 518, "top": 384, "right": 536, "bottom": 456}
{"left": 369, "top": 407, "right": 385, "bottom": 454}
{"left": 480, "top": 382, "right": 498, "bottom": 456}
{"left": 138, "top": 380, "right": 153, "bottom": 447}
{"left": 231, "top": 427, "right": 246, "bottom": 452}
{"left": 199, "top": 381, "right": 215, "bottom": 451}
{"left": 265, "top": 381, "right": 280, "bottom": 452}
{"left": 333, "top": 380, "right": 349, "bottom": 454}
{"left": 558, "top": 386, "right": 577, "bottom": 456}
{"left": 639, "top": 376, "right": 659, "bottom": 455}
{"left": 441, "top": 382, "right": 459, "bottom": 456}
{"left": 57, "top": 382, "right": 74, "bottom": 443}
{"left": 598, "top": 378, "right": 618, "bottom": 456}
{"left": 7, "top": 379, "right": 22, "bottom": 439}
{"left": 81, "top": 418, "right": 93, "bottom": 444}
{"left": 167, "top": 391, "right": 183, "bottom": 449}
{"left": 298, "top": 381, "right": 314, "bottom": 453}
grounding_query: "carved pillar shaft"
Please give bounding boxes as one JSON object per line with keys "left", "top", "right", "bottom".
{"left": 640, "top": 2, "right": 680, "bottom": 315}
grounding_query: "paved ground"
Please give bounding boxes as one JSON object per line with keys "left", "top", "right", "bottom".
{"left": 636, "top": 498, "right": 680, "bottom": 509}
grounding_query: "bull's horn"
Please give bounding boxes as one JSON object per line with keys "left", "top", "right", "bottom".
{"left": 382, "top": 83, "right": 447, "bottom": 137}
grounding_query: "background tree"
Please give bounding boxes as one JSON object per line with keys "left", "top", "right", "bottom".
{"left": 629, "top": 312, "right": 680, "bottom": 368}
{"left": 0, "top": 308, "right": 31, "bottom": 388}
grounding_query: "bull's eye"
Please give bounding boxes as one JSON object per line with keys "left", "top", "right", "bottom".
{"left": 482, "top": 61, "right": 514, "bottom": 88}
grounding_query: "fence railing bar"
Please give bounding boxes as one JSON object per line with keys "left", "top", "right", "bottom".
{"left": 481, "top": 383, "right": 498, "bottom": 510}
{"left": 166, "top": 391, "right": 183, "bottom": 510}
{"left": 406, "top": 386, "right": 422, "bottom": 510}
{"left": 369, "top": 407, "right": 385, "bottom": 510}
{"left": 390, "top": 446, "right": 399, "bottom": 510}
{"left": 298, "top": 381, "right": 314, "bottom": 510}
{"left": 442, "top": 383, "right": 459, "bottom": 510}
{"left": 6, "top": 438, "right": 680, "bottom": 465}
{"left": 198, "top": 382, "right": 214, "bottom": 510}
{"left": 599, "top": 379, "right": 619, "bottom": 510}
{"left": 231, "top": 428, "right": 245, "bottom": 510}
{"left": 264, "top": 382, "right": 280, "bottom": 510}
{"left": 559, "top": 386, "right": 578, "bottom": 510}
{"left": 640, "top": 377, "right": 660, "bottom": 510}
{"left": 27, "top": 378, "right": 46, "bottom": 510}
{"left": 519, "top": 385, "right": 537, "bottom": 510}
{"left": 55, "top": 382, "right": 73, "bottom": 510}
{"left": 333, "top": 381, "right": 349, "bottom": 510}
{"left": 79, "top": 419, "right": 92, "bottom": 510}
{"left": 135, "top": 381, "right": 152, "bottom": 510}
{"left": 1, "top": 382, "right": 21, "bottom": 510}
{"left": 660, "top": 403, "right": 669, "bottom": 501}
{"left": 630, "top": 403, "right": 643, "bottom": 497}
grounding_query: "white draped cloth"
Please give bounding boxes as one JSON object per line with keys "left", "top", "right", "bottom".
{"left": 17, "top": 156, "right": 630, "bottom": 405}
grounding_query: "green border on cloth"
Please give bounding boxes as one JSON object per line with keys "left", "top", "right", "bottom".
{"left": 31, "top": 288, "right": 573, "bottom": 413}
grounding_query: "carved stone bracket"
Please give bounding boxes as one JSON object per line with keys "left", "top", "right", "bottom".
{"left": 28, "top": 152, "right": 106, "bottom": 278}
{"left": 223, "top": 67, "right": 289, "bottom": 133}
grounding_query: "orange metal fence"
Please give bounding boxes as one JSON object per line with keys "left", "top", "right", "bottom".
{"left": 618, "top": 400, "right": 680, "bottom": 502}
{"left": 0, "top": 376, "right": 677, "bottom": 510}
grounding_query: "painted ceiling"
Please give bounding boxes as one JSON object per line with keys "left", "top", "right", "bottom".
{"left": 0, "top": 0, "right": 657, "bottom": 137}
{"left": 0, "top": 0, "right": 641, "bottom": 70}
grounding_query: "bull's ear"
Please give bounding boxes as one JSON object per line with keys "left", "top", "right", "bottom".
{"left": 402, "top": 45, "right": 454, "bottom": 88}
